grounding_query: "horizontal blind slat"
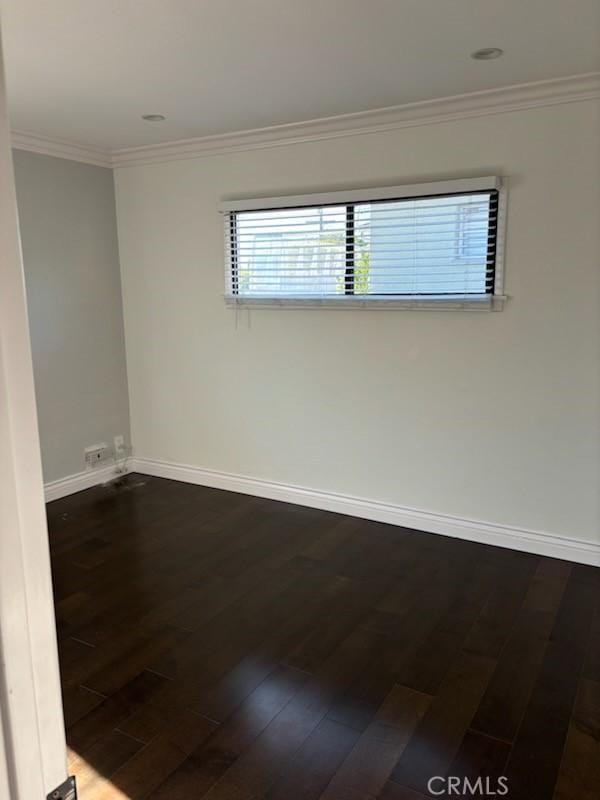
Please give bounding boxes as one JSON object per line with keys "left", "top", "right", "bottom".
{"left": 231, "top": 218, "right": 495, "bottom": 233}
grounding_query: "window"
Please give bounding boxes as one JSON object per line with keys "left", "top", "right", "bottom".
{"left": 221, "top": 177, "right": 506, "bottom": 309}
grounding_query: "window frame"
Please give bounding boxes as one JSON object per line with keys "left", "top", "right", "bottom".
{"left": 220, "top": 176, "right": 507, "bottom": 310}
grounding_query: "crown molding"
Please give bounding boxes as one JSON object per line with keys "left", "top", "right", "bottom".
{"left": 10, "top": 129, "right": 112, "bottom": 168}
{"left": 10, "top": 73, "right": 600, "bottom": 170}
{"left": 111, "top": 73, "right": 600, "bottom": 168}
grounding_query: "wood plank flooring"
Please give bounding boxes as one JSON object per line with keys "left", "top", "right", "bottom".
{"left": 47, "top": 474, "right": 600, "bottom": 800}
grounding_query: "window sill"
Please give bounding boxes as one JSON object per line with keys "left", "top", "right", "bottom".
{"left": 224, "top": 294, "right": 507, "bottom": 311}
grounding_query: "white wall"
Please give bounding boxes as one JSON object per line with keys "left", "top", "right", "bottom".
{"left": 13, "top": 150, "right": 130, "bottom": 483}
{"left": 114, "top": 99, "right": 600, "bottom": 546}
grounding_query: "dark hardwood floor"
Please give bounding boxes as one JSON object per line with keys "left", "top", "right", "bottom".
{"left": 48, "top": 474, "right": 600, "bottom": 800}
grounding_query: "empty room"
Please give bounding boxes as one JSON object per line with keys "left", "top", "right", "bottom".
{"left": 0, "top": 2, "right": 598, "bottom": 799}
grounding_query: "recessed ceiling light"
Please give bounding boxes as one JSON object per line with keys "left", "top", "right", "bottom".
{"left": 470, "top": 48, "right": 504, "bottom": 60}
{"left": 141, "top": 114, "right": 166, "bottom": 122}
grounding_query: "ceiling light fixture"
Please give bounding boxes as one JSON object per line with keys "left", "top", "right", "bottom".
{"left": 470, "top": 48, "right": 504, "bottom": 60}
{"left": 141, "top": 114, "right": 166, "bottom": 122}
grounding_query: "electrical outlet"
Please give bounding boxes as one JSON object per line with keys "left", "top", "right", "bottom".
{"left": 84, "top": 443, "right": 109, "bottom": 469}
{"left": 114, "top": 435, "right": 126, "bottom": 456}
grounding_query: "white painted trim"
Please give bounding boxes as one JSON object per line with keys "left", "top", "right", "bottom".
{"left": 9, "top": 73, "right": 599, "bottom": 169}
{"left": 219, "top": 176, "right": 501, "bottom": 212}
{"left": 224, "top": 295, "right": 506, "bottom": 311}
{"left": 10, "top": 129, "right": 112, "bottom": 168}
{"left": 131, "top": 457, "right": 600, "bottom": 567}
{"left": 44, "top": 463, "right": 121, "bottom": 502}
{"left": 0, "top": 28, "right": 67, "bottom": 797}
{"left": 111, "top": 73, "right": 600, "bottom": 168}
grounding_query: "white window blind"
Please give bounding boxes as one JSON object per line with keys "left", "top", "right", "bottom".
{"left": 221, "top": 177, "right": 505, "bottom": 309}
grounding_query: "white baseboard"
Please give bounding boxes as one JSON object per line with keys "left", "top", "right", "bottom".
{"left": 130, "top": 457, "right": 599, "bottom": 567}
{"left": 44, "top": 463, "right": 122, "bottom": 502}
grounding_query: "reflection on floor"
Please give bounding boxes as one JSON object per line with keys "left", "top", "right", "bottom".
{"left": 49, "top": 473, "right": 600, "bottom": 800}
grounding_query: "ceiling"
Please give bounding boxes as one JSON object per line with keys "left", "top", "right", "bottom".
{"left": 2, "top": 0, "right": 599, "bottom": 151}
